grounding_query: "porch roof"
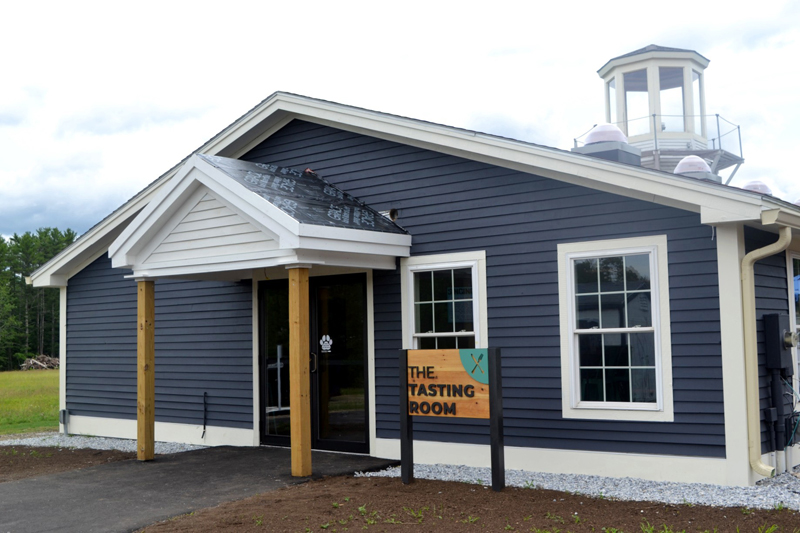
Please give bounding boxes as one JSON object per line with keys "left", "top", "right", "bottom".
{"left": 107, "top": 155, "right": 412, "bottom": 280}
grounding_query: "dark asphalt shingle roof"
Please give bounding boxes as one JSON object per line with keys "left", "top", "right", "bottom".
{"left": 199, "top": 154, "right": 407, "bottom": 235}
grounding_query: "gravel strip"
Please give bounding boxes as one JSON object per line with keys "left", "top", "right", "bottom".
{"left": 6, "top": 433, "right": 799, "bottom": 510}
{"left": 0, "top": 433, "right": 205, "bottom": 455}
{"left": 357, "top": 464, "right": 800, "bottom": 511}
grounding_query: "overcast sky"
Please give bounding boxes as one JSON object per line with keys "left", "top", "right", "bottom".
{"left": 1, "top": 1, "right": 798, "bottom": 238}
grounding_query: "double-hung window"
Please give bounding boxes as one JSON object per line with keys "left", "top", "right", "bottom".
{"left": 558, "top": 236, "right": 674, "bottom": 421}
{"left": 401, "top": 251, "right": 488, "bottom": 350}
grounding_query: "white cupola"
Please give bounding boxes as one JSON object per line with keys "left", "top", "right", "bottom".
{"left": 595, "top": 45, "right": 744, "bottom": 178}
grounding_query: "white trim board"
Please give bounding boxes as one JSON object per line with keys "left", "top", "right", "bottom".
{"left": 373, "top": 438, "right": 734, "bottom": 486}
{"left": 366, "top": 270, "right": 378, "bottom": 457}
{"left": 715, "top": 224, "right": 754, "bottom": 486}
{"left": 251, "top": 279, "right": 261, "bottom": 446}
{"left": 32, "top": 92, "right": 800, "bottom": 289}
{"left": 66, "top": 415, "right": 255, "bottom": 447}
{"left": 58, "top": 286, "right": 67, "bottom": 434}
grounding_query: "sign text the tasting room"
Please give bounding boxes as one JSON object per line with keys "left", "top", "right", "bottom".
{"left": 406, "top": 348, "right": 489, "bottom": 419}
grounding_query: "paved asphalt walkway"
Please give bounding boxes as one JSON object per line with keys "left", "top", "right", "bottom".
{"left": 0, "top": 446, "right": 397, "bottom": 533}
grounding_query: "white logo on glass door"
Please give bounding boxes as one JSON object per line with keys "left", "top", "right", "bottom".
{"left": 320, "top": 335, "right": 333, "bottom": 353}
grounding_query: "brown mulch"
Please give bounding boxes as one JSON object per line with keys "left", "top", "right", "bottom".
{"left": 0, "top": 445, "right": 134, "bottom": 483}
{"left": 140, "top": 475, "right": 800, "bottom": 533}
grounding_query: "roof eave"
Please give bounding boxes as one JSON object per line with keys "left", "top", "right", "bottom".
{"left": 597, "top": 49, "right": 710, "bottom": 78}
{"left": 30, "top": 92, "right": 798, "bottom": 287}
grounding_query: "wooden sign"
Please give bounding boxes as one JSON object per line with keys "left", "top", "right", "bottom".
{"left": 406, "top": 349, "right": 489, "bottom": 419}
{"left": 400, "top": 347, "right": 505, "bottom": 492}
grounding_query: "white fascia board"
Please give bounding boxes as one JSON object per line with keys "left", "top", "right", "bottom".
{"left": 126, "top": 249, "right": 301, "bottom": 279}
{"left": 701, "top": 204, "right": 763, "bottom": 225}
{"left": 31, "top": 104, "right": 292, "bottom": 287}
{"left": 110, "top": 167, "right": 205, "bottom": 268}
{"left": 32, "top": 91, "right": 788, "bottom": 287}
{"left": 128, "top": 249, "right": 398, "bottom": 277}
{"left": 110, "top": 156, "right": 204, "bottom": 258}
{"left": 30, "top": 187, "right": 163, "bottom": 287}
{"left": 251, "top": 95, "right": 768, "bottom": 222}
{"left": 290, "top": 250, "right": 398, "bottom": 270}
{"left": 299, "top": 235, "right": 410, "bottom": 258}
{"left": 298, "top": 224, "right": 411, "bottom": 247}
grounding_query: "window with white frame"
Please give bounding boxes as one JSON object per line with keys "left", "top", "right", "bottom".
{"left": 558, "top": 236, "right": 674, "bottom": 421}
{"left": 401, "top": 251, "right": 488, "bottom": 350}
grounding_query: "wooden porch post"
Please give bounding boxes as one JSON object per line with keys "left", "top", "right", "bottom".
{"left": 288, "top": 267, "right": 311, "bottom": 476}
{"left": 137, "top": 280, "right": 155, "bottom": 461}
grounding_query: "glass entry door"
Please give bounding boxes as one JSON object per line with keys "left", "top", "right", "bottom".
{"left": 310, "top": 274, "right": 368, "bottom": 452}
{"left": 259, "top": 274, "right": 368, "bottom": 453}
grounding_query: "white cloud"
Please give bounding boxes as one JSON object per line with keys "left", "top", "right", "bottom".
{"left": 0, "top": 0, "right": 798, "bottom": 235}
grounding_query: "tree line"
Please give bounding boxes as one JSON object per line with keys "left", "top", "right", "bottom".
{"left": 0, "top": 228, "right": 77, "bottom": 370}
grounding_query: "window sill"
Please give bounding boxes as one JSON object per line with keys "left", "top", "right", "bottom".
{"left": 562, "top": 403, "right": 674, "bottom": 422}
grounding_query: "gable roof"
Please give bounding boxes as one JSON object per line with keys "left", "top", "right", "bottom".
{"left": 30, "top": 92, "right": 800, "bottom": 287}
{"left": 107, "top": 155, "right": 411, "bottom": 279}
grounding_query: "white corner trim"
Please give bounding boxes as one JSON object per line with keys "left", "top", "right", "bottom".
{"left": 557, "top": 235, "right": 674, "bottom": 422}
{"left": 716, "top": 224, "right": 754, "bottom": 486}
{"left": 367, "top": 270, "right": 377, "bottom": 455}
{"left": 59, "top": 287, "right": 67, "bottom": 434}
{"left": 252, "top": 279, "right": 260, "bottom": 446}
{"left": 400, "top": 251, "right": 488, "bottom": 350}
{"left": 66, "top": 415, "right": 256, "bottom": 447}
{"left": 373, "top": 438, "right": 735, "bottom": 485}
{"left": 785, "top": 250, "right": 800, "bottom": 394}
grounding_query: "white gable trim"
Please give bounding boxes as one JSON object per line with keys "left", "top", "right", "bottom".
{"left": 108, "top": 155, "right": 410, "bottom": 279}
{"left": 208, "top": 94, "right": 764, "bottom": 217}
{"left": 31, "top": 92, "right": 800, "bottom": 287}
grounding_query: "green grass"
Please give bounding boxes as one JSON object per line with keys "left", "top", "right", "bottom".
{"left": 0, "top": 369, "right": 59, "bottom": 435}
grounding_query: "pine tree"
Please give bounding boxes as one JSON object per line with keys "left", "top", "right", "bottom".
{"left": 0, "top": 228, "right": 76, "bottom": 369}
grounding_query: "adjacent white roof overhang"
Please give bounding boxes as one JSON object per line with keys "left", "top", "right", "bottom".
{"left": 30, "top": 92, "right": 800, "bottom": 287}
{"left": 106, "top": 155, "right": 411, "bottom": 280}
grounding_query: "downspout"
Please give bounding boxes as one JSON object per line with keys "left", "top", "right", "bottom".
{"left": 741, "top": 225, "right": 792, "bottom": 478}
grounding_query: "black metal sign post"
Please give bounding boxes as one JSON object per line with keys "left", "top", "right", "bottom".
{"left": 399, "top": 348, "right": 504, "bottom": 491}
{"left": 488, "top": 347, "right": 505, "bottom": 491}
{"left": 399, "top": 349, "right": 414, "bottom": 484}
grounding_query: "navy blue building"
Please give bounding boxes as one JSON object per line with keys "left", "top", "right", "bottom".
{"left": 33, "top": 86, "right": 800, "bottom": 487}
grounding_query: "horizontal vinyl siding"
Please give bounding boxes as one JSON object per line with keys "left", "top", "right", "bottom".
{"left": 146, "top": 193, "right": 277, "bottom": 264}
{"left": 744, "top": 227, "right": 791, "bottom": 454}
{"left": 243, "top": 119, "right": 725, "bottom": 458}
{"left": 66, "top": 254, "right": 253, "bottom": 429}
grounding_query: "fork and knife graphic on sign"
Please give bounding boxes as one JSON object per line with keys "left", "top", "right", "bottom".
{"left": 470, "top": 352, "right": 484, "bottom": 375}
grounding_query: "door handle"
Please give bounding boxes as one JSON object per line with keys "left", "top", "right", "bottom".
{"left": 310, "top": 352, "right": 317, "bottom": 373}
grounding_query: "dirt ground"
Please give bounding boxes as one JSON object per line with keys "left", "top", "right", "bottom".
{"left": 2, "top": 443, "right": 799, "bottom": 532}
{"left": 0, "top": 444, "right": 134, "bottom": 483}
{"left": 138, "top": 475, "right": 800, "bottom": 532}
